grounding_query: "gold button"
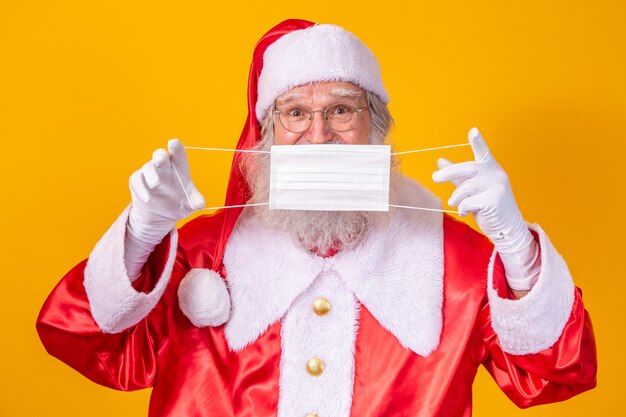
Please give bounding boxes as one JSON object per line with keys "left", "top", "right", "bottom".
{"left": 305, "top": 414, "right": 318, "bottom": 417}
{"left": 306, "top": 357, "right": 325, "bottom": 376}
{"left": 312, "top": 297, "right": 331, "bottom": 316}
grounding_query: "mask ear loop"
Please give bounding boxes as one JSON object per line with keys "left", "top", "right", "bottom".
{"left": 390, "top": 143, "right": 470, "bottom": 156}
{"left": 387, "top": 204, "right": 461, "bottom": 214}
{"left": 184, "top": 146, "right": 271, "bottom": 154}
{"left": 172, "top": 143, "right": 470, "bottom": 213}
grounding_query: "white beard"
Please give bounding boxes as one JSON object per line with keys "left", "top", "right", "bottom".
{"left": 244, "top": 141, "right": 396, "bottom": 254}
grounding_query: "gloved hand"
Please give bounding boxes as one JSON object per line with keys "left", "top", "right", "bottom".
{"left": 125, "top": 139, "right": 205, "bottom": 278}
{"left": 432, "top": 128, "right": 540, "bottom": 291}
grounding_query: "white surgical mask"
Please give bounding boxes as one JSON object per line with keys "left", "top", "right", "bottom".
{"left": 269, "top": 144, "right": 390, "bottom": 211}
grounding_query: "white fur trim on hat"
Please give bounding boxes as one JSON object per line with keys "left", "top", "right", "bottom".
{"left": 256, "top": 24, "right": 389, "bottom": 122}
{"left": 178, "top": 268, "right": 231, "bottom": 327}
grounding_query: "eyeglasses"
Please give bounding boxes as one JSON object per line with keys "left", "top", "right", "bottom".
{"left": 273, "top": 103, "right": 369, "bottom": 133}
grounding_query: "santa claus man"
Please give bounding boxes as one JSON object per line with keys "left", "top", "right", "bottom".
{"left": 37, "top": 19, "right": 596, "bottom": 417}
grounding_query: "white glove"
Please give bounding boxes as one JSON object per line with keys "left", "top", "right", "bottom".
{"left": 432, "top": 128, "right": 540, "bottom": 291}
{"left": 125, "top": 139, "right": 205, "bottom": 278}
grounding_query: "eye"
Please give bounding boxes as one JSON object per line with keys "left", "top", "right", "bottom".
{"left": 330, "top": 104, "right": 352, "bottom": 115}
{"left": 282, "top": 106, "right": 307, "bottom": 118}
{"left": 328, "top": 104, "right": 356, "bottom": 119}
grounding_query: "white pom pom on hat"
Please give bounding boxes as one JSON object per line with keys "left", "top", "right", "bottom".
{"left": 178, "top": 268, "right": 231, "bottom": 327}
{"left": 255, "top": 23, "right": 390, "bottom": 122}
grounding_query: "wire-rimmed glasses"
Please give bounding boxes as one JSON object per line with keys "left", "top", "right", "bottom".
{"left": 274, "top": 103, "right": 369, "bottom": 133}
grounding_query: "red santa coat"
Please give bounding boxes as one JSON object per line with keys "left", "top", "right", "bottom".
{"left": 37, "top": 177, "right": 596, "bottom": 417}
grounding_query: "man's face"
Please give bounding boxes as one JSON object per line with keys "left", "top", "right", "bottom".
{"left": 246, "top": 81, "right": 388, "bottom": 254}
{"left": 273, "top": 81, "right": 372, "bottom": 145}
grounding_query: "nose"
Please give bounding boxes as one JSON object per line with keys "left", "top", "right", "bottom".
{"left": 305, "top": 111, "right": 335, "bottom": 144}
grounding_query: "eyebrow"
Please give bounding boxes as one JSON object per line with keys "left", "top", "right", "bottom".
{"left": 276, "top": 88, "right": 363, "bottom": 105}
{"left": 330, "top": 88, "right": 363, "bottom": 99}
{"left": 276, "top": 93, "right": 303, "bottom": 104}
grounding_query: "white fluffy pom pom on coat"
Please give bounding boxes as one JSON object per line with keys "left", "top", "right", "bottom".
{"left": 178, "top": 268, "right": 231, "bottom": 327}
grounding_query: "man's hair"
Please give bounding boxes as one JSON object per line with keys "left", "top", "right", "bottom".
{"left": 240, "top": 90, "right": 394, "bottom": 187}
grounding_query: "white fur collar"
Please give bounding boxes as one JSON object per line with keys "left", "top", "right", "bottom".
{"left": 223, "top": 176, "right": 444, "bottom": 356}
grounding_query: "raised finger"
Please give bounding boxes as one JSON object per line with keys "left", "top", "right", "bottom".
{"left": 435, "top": 158, "right": 463, "bottom": 187}
{"left": 432, "top": 160, "right": 478, "bottom": 184}
{"left": 468, "top": 127, "right": 491, "bottom": 162}
{"left": 168, "top": 138, "right": 191, "bottom": 176}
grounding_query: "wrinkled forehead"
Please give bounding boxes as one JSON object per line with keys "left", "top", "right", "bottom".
{"left": 276, "top": 81, "right": 365, "bottom": 105}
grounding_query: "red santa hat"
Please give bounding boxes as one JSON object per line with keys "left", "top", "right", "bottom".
{"left": 255, "top": 23, "right": 390, "bottom": 122}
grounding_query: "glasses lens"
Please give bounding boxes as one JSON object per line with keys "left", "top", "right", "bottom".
{"left": 278, "top": 106, "right": 310, "bottom": 133}
{"left": 326, "top": 104, "right": 357, "bottom": 132}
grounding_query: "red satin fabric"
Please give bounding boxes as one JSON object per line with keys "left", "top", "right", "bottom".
{"left": 37, "top": 213, "right": 597, "bottom": 416}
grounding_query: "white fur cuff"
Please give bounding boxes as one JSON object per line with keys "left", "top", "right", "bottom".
{"left": 84, "top": 206, "right": 178, "bottom": 333}
{"left": 487, "top": 223, "right": 575, "bottom": 355}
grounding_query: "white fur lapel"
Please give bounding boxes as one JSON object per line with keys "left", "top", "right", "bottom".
{"left": 223, "top": 216, "right": 326, "bottom": 351}
{"left": 224, "top": 175, "right": 444, "bottom": 356}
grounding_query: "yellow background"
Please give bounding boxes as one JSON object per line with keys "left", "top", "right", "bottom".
{"left": 1, "top": 1, "right": 623, "bottom": 415}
